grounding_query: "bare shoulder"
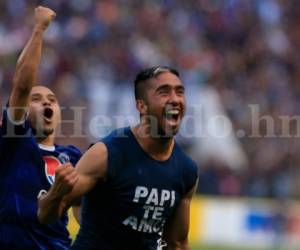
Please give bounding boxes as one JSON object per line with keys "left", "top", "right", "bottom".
{"left": 76, "top": 142, "right": 108, "bottom": 180}
{"left": 89, "top": 142, "right": 108, "bottom": 155}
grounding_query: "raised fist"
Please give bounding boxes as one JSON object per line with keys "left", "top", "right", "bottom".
{"left": 50, "top": 163, "right": 78, "bottom": 198}
{"left": 34, "top": 6, "right": 56, "bottom": 29}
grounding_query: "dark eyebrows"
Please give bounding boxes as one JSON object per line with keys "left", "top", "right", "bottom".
{"left": 30, "top": 93, "right": 57, "bottom": 100}
{"left": 156, "top": 84, "right": 172, "bottom": 92}
{"left": 47, "top": 94, "right": 57, "bottom": 99}
{"left": 155, "top": 84, "right": 185, "bottom": 92}
{"left": 176, "top": 85, "right": 185, "bottom": 92}
{"left": 31, "top": 93, "right": 42, "bottom": 98}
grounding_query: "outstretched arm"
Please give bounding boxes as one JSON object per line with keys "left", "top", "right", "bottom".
{"left": 8, "top": 6, "right": 55, "bottom": 122}
{"left": 162, "top": 180, "right": 198, "bottom": 250}
{"left": 38, "top": 142, "right": 108, "bottom": 224}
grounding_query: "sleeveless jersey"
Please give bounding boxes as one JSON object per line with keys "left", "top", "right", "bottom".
{"left": 72, "top": 127, "right": 198, "bottom": 250}
{"left": 0, "top": 108, "right": 81, "bottom": 250}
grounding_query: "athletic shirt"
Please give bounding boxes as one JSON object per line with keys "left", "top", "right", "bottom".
{"left": 0, "top": 108, "right": 81, "bottom": 250}
{"left": 72, "top": 127, "right": 198, "bottom": 250}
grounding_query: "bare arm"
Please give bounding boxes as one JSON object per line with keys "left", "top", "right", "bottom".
{"left": 38, "top": 142, "right": 108, "bottom": 224}
{"left": 8, "top": 6, "right": 55, "bottom": 122}
{"left": 163, "top": 179, "right": 198, "bottom": 250}
{"left": 72, "top": 205, "right": 81, "bottom": 224}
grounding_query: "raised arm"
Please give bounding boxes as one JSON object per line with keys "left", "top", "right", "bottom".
{"left": 8, "top": 6, "right": 55, "bottom": 122}
{"left": 162, "top": 180, "right": 198, "bottom": 250}
{"left": 38, "top": 142, "right": 108, "bottom": 224}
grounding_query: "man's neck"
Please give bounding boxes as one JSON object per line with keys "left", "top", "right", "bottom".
{"left": 35, "top": 134, "right": 55, "bottom": 147}
{"left": 132, "top": 124, "right": 175, "bottom": 161}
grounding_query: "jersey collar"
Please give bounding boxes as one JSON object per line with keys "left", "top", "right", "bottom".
{"left": 38, "top": 144, "right": 55, "bottom": 152}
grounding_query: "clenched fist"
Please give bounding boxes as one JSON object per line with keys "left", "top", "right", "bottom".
{"left": 34, "top": 6, "right": 56, "bottom": 30}
{"left": 50, "top": 163, "right": 78, "bottom": 198}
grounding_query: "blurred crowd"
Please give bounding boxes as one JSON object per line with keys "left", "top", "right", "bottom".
{"left": 1, "top": 0, "right": 300, "bottom": 199}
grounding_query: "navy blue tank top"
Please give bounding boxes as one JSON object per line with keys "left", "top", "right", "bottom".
{"left": 0, "top": 108, "right": 81, "bottom": 249}
{"left": 72, "top": 127, "right": 198, "bottom": 250}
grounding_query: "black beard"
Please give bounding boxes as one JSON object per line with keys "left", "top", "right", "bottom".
{"left": 149, "top": 124, "right": 177, "bottom": 139}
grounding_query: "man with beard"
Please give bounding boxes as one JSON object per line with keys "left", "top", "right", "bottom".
{"left": 38, "top": 66, "right": 198, "bottom": 250}
{"left": 0, "top": 6, "right": 81, "bottom": 250}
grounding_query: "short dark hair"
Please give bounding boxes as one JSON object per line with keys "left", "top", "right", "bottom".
{"left": 134, "top": 66, "right": 180, "bottom": 100}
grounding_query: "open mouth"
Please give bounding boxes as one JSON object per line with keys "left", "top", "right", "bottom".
{"left": 164, "top": 109, "right": 180, "bottom": 122}
{"left": 43, "top": 107, "right": 53, "bottom": 122}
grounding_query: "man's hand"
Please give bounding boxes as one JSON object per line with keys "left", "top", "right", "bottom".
{"left": 34, "top": 6, "right": 56, "bottom": 30}
{"left": 50, "top": 163, "right": 79, "bottom": 199}
{"left": 38, "top": 143, "right": 108, "bottom": 224}
{"left": 38, "top": 163, "right": 78, "bottom": 224}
